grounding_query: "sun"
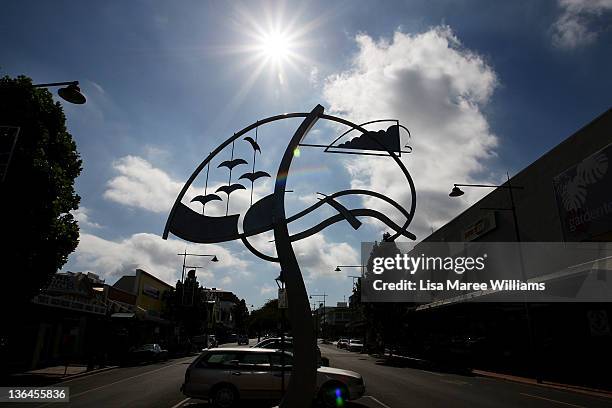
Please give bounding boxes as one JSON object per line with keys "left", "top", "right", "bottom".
{"left": 259, "top": 31, "right": 292, "bottom": 62}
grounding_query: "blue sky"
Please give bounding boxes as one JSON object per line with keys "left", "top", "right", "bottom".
{"left": 2, "top": 0, "right": 611, "bottom": 308}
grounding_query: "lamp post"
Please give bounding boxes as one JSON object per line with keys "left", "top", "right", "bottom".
{"left": 177, "top": 251, "right": 218, "bottom": 305}
{"left": 275, "top": 273, "right": 287, "bottom": 396}
{"left": 335, "top": 265, "right": 364, "bottom": 291}
{"left": 31, "top": 81, "right": 87, "bottom": 104}
{"left": 449, "top": 174, "right": 541, "bottom": 382}
{"left": 309, "top": 293, "right": 327, "bottom": 340}
{"left": 1, "top": 80, "right": 87, "bottom": 104}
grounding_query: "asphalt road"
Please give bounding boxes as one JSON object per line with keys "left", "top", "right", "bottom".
{"left": 4, "top": 341, "right": 610, "bottom": 408}
{"left": 321, "top": 343, "right": 612, "bottom": 408}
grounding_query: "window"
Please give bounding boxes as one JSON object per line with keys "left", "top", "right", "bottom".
{"left": 239, "top": 353, "right": 271, "bottom": 368}
{"left": 270, "top": 352, "right": 293, "bottom": 367}
{"left": 199, "top": 352, "right": 239, "bottom": 368}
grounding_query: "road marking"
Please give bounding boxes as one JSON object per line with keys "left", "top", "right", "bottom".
{"left": 58, "top": 366, "right": 119, "bottom": 384}
{"left": 170, "top": 397, "right": 191, "bottom": 408}
{"left": 35, "top": 359, "right": 192, "bottom": 408}
{"left": 363, "top": 395, "right": 392, "bottom": 408}
{"left": 421, "top": 370, "right": 445, "bottom": 376}
{"left": 440, "top": 379, "right": 469, "bottom": 385}
{"left": 520, "top": 393, "right": 586, "bottom": 407}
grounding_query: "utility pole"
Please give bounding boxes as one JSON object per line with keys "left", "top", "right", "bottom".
{"left": 309, "top": 293, "right": 327, "bottom": 340}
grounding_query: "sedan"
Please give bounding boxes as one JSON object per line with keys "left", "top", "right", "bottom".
{"left": 336, "top": 338, "right": 349, "bottom": 349}
{"left": 347, "top": 339, "right": 364, "bottom": 352}
{"left": 182, "top": 348, "right": 365, "bottom": 408}
{"left": 128, "top": 343, "right": 168, "bottom": 363}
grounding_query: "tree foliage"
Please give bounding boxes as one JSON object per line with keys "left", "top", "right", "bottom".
{"left": 232, "top": 299, "right": 249, "bottom": 332}
{"left": 248, "top": 299, "right": 289, "bottom": 336}
{"left": 1, "top": 75, "right": 82, "bottom": 306}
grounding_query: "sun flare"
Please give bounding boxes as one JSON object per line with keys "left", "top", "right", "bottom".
{"left": 260, "top": 32, "right": 291, "bottom": 62}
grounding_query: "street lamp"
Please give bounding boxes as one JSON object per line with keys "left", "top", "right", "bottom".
{"left": 177, "top": 251, "right": 219, "bottom": 304}
{"left": 309, "top": 293, "right": 327, "bottom": 340}
{"left": 449, "top": 175, "right": 540, "bottom": 382}
{"left": 335, "top": 265, "right": 364, "bottom": 290}
{"left": 32, "top": 81, "right": 87, "bottom": 104}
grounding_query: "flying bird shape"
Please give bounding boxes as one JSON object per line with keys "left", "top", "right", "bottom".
{"left": 216, "top": 183, "right": 246, "bottom": 196}
{"left": 218, "top": 158, "right": 248, "bottom": 170}
{"left": 191, "top": 194, "right": 222, "bottom": 206}
{"left": 244, "top": 136, "right": 261, "bottom": 152}
{"left": 239, "top": 170, "right": 271, "bottom": 183}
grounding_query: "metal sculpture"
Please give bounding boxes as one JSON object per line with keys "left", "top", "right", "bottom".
{"left": 163, "top": 104, "right": 416, "bottom": 407}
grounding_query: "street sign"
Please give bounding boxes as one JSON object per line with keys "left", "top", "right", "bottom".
{"left": 278, "top": 288, "right": 288, "bottom": 309}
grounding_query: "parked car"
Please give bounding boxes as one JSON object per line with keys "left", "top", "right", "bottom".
{"left": 209, "top": 335, "right": 218, "bottom": 348}
{"left": 252, "top": 337, "right": 293, "bottom": 349}
{"left": 237, "top": 334, "right": 249, "bottom": 345}
{"left": 182, "top": 348, "right": 364, "bottom": 408}
{"left": 348, "top": 339, "right": 364, "bottom": 352}
{"left": 251, "top": 337, "right": 327, "bottom": 366}
{"left": 128, "top": 343, "right": 168, "bottom": 363}
{"left": 337, "top": 338, "right": 349, "bottom": 349}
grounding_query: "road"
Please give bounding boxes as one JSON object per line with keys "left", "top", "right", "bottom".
{"left": 4, "top": 341, "right": 610, "bottom": 408}
{"left": 321, "top": 343, "right": 612, "bottom": 408}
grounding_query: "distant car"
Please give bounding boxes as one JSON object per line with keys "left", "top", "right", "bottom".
{"left": 208, "top": 335, "right": 218, "bottom": 348}
{"left": 252, "top": 338, "right": 327, "bottom": 366}
{"left": 337, "top": 338, "right": 349, "bottom": 349}
{"left": 252, "top": 337, "right": 292, "bottom": 349}
{"left": 348, "top": 339, "right": 364, "bottom": 352}
{"left": 237, "top": 334, "right": 249, "bottom": 345}
{"left": 182, "top": 348, "right": 364, "bottom": 408}
{"left": 128, "top": 343, "right": 168, "bottom": 363}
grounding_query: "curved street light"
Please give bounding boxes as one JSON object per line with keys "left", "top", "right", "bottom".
{"left": 448, "top": 176, "right": 541, "bottom": 382}
{"left": 33, "top": 81, "right": 87, "bottom": 104}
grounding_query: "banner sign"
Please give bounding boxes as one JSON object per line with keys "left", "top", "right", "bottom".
{"left": 142, "top": 284, "right": 160, "bottom": 299}
{"left": 553, "top": 143, "right": 612, "bottom": 241}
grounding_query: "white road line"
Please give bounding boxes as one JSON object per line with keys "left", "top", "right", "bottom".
{"left": 170, "top": 397, "right": 191, "bottom": 408}
{"left": 58, "top": 366, "right": 118, "bottom": 384}
{"left": 363, "top": 395, "right": 393, "bottom": 408}
{"left": 520, "top": 393, "right": 586, "bottom": 408}
{"left": 421, "top": 370, "right": 445, "bottom": 377}
{"left": 35, "top": 359, "right": 191, "bottom": 408}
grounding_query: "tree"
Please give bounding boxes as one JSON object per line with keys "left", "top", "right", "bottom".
{"left": 1, "top": 75, "right": 82, "bottom": 307}
{"left": 248, "top": 299, "right": 290, "bottom": 336}
{"left": 357, "top": 233, "right": 408, "bottom": 353}
{"left": 232, "top": 299, "right": 249, "bottom": 332}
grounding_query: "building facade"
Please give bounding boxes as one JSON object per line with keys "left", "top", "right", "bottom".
{"left": 411, "top": 108, "right": 612, "bottom": 389}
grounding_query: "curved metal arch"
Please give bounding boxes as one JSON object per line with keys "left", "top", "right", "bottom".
{"left": 287, "top": 188, "right": 412, "bottom": 226}
{"left": 240, "top": 235, "right": 279, "bottom": 262}
{"left": 163, "top": 112, "right": 417, "bottom": 243}
{"left": 238, "top": 189, "right": 415, "bottom": 261}
{"left": 290, "top": 208, "right": 416, "bottom": 242}
{"left": 319, "top": 113, "right": 417, "bottom": 241}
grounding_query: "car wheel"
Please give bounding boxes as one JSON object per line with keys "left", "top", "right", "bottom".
{"left": 211, "top": 385, "right": 238, "bottom": 408}
{"left": 317, "top": 383, "right": 348, "bottom": 408}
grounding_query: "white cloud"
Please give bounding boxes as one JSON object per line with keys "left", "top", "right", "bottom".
{"left": 104, "top": 156, "right": 181, "bottom": 213}
{"left": 551, "top": 0, "right": 612, "bottom": 48}
{"left": 103, "top": 155, "right": 270, "bottom": 217}
{"left": 72, "top": 207, "right": 102, "bottom": 230}
{"left": 259, "top": 284, "right": 276, "bottom": 296}
{"left": 293, "top": 234, "right": 359, "bottom": 280}
{"left": 70, "top": 232, "right": 248, "bottom": 286}
{"left": 323, "top": 27, "right": 499, "bottom": 239}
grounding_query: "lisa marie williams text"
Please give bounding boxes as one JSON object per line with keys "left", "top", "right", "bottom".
{"left": 373, "top": 279, "right": 546, "bottom": 291}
